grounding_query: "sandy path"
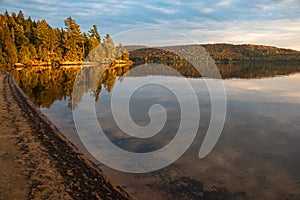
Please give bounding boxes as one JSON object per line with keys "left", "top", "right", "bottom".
{"left": 0, "top": 71, "right": 131, "bottom": 200}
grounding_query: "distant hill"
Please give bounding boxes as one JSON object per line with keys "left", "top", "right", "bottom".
{"left": 202, "top": 43, "right": 300, "bottom": 62}
{"left": 126, "top": 44, "right": 300, "bottom": 62}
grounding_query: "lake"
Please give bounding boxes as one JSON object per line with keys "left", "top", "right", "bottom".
{"left": 13, "top": 61, "right": 300, "bottom": 199}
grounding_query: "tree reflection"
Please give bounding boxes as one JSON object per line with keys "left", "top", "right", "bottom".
{"left": 13, "top": 61, "right": 300, "bottom": 109}
{"left": 13, "top": 63, "right": 131, "bottom": 109}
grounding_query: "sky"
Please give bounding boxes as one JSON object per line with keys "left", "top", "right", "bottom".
{"left": 1, "top": 0, "right": 300, "bottom": 50}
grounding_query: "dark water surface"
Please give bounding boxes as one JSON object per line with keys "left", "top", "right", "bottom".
{"left": 14, "top": 62, "right": 300, "bottom": 199}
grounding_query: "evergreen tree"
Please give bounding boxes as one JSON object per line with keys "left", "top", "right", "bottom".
{"left": 83, "top": 32, "right": 89, "bottom": 58}
{"left": 18, "top": 44, "right": 35, "bottom": 64}
{"left": 86, "top": 25, "right": 105, "bottom": 62}
{"left": 3, "top": 10, "right": 9, "bottom": 21}
{"left": 0, "top": 11, "right": 122, "bottom": 68}
{"left": 0, "top": 48, "right": 6, "bottom": 68}
{"left": 0, "top": 23, "right": 18, "bottom": 66}
{"left": 88, "top": 25, "right": 101, "bottom": 51}
{"left": 116, "top": 43, "right": 129, "bottom": 61}
{"left": 17, "top": 10, "right": 24, "bottom": 25}
{"left": 14, "top": 23, "right": 33, "bottom": 63}
{"left": 53, "top": 28, "right": 64, "bottom": 61}
{"left": 34, "top": 20, "right": 59, "bottom": 63}
{"left": 62, "top": 17, "right": 84, "bottom": 61}
{"left": 24, "top": 16, "right": 35, "bottom": 44}
{"left": 103, "top": 34, "right": 116, "bottom": 62}
{"left": 89, "top": 25, "right": 100, "bottom": 41}
{"left": 0, "top": 13, "right": 18, "bottom": 67}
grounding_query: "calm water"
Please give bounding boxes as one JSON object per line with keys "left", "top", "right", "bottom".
{"left": 14, "top": 62, "right": 300, "bottom": 200}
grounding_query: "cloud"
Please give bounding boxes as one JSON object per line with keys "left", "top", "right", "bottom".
{"left": 200, "top": 8, "right": 215, "bottom": 14}
{"left": 225, "top": 73, "right": 300, "bottom": 104}
{"left": 116, "top": 18, "right": 300, "bottom": 50}
{"left": 216, "top": 0, "right": 235, "bottom": 6}
{"left": 180, "top": 19, "right": 300, "bottom": 50}
{"left": 144, "top": 5, "right": 177, "bottom": 14}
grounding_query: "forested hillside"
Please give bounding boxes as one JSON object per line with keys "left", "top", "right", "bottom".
{"left": 0, "top": 10, "right": 128, "bottom": 69}
{"left": 202, "top": 43, "right": 300, "bottom": 61}
{"left": 129, "top": 44, "right": 300, "bottom": 63}
{"left": 1, "top": 10, "right": 300, "bottom": 70}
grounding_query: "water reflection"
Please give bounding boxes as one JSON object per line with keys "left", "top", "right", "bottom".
{"left": 13, "top": 62, "right": 300, "bottom": 108}
{"left": 13, "top": 62, "right": 300, "bottom": 199}
{"left": 13, "top": 66, "right": 78, "bottom": 108}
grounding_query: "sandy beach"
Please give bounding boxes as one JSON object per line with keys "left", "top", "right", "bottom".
{"left": 0, "top": 71, "right": 132, "bottom": 200}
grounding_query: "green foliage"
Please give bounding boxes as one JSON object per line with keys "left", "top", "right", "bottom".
{"left": 13, "top": 61, "right": 300, "bottom": 109}
{"left": 62, "top": 17, "right": 84, "bottom": 61}
{"left": 129, "top": 46, "right": 300, "bottom": 78}
{"left": 116, "top": 43, "right": 130, "bottom": 61}
{"left": 13, "top": 63, "right": 131, "bottom": 107}
{"left": 18, "top": 44, "right": 35, "bottom": 65}
{"left": 129, "top": 44, "right": 300, "bottom": 67}
{"left": 34, "top": 20, "right": 59, "bottom": 63}
{"left": 103, "top": 34, "right": 116, "bottom": 62}
{"left": 85, "top": 25, "right": 105, "bottom": 62}
{"left": 89, "top": 25, "right": 101, "bottom": 41}
{"left": 0, "top": 18, "right": 18, "bottom": 67}
{"left": 4, "top": 10, "right": 299, "bottom": 70}
{"left": 202, "top": 44, "right": 300, "bottom": 62}
{"left": 0, "top": 10, "right": 124, "bottom": 69}
{"left": 13, "top": 67, "right": 79, "bottom": 108}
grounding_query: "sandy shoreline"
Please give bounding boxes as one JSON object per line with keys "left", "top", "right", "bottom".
{"left": 0, "top": 71, "right": 132, "bottom": 200}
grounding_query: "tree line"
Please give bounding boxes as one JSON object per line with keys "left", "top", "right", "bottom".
{"left": 202, "top": 44, "right": 300, "bottom": 62}
{"left": 13, "top": 64, "right": 131, "bottom": 108}
{"left": 0, "top": 10, "right": 129, "bottom": 69}
{"left": 13, "top": 61, "right": 300, "bottom": 108}
{"left": 129, "top": 44, "right": 300, "bottom": 64}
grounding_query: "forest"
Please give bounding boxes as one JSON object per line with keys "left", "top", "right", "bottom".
{"left": 202, "top": 43, "right": 300, "bottom": 62}
{"left": 2, "top": 10, "right": 300, "bottom": 70}
{"left": 0, "top": 10, "right": 129, "bottom": 69}
{"left": 129, "top": 44, "right": 300, "bottom": 63}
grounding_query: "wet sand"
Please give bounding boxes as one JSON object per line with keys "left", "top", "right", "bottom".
{"left": 0, "top": 71, "right": 132, "bottom": 200}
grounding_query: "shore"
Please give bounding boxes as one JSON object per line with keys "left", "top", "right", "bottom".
{"left": 0, "top": 71, "right": 132, "bottom": 200}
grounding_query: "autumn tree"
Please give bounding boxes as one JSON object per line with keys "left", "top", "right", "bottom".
{"left": 0, "top": 11, "right": 125, "bottom": 68}
{"left": 0, "top": 19, "right": 18, "bottom": 67}
{"left": 116, "top": 43, "right": 129, "bottom": 61}
{"left": 86, "top": 25, "right": 105, "bottom": 62}
{"left": 16, "top": 10, "right": 24, "bottom": 25}
{"left": 34, "top": 20, "right": 59, "bottom": 63}
{"left": 103, "top": 34, "right": 116, "bottom": 62}
{"left": 62, "top": 17, "right": 84, "bottom": 62}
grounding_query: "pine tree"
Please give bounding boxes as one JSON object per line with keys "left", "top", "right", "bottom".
{"left": 14, "top": 23, "right": 32, "bottom": 63}
{"left": 0, "top": 48, "right": 6, "bottom": 68}
{"left": 88, "top": 25, "right": 101, "bottom": 51}
{"left": 0, "top": 24, "right": 18, "bottom": 66}
{"left": 34, "top": 20, "right": 59, "bottom": 63}
{"left": 24, "top": 16, "right": 35, "bottom": 44}
{"left": 0, "top": 13, "right": 17, "bottom": 67}
{"left": 53, "top": 28, "right": 64, "bottom": 61}
{"left": 62, "top": 17, "right": 84, "bottom": 62}
{"left": 116, "top": 43, "right": 129, "bottom": 61}
{"left": 18, "top": 44, "right": 34, "bottom": 65}
{"left": 103, "top": 34, "right": 116, "bottom": 62}
{"left": 0, "top": 11, "right": 121, "bottom": 68}
{"left": 17, "top": 10, "right": 24, "bottom": 25}
{"left": 89, "top": 25, "right": 101, "bottom": 41}
{"left": 3, "top": 10, "right": 9, "bottom": 21}
{"left": 86, "top": 25, "right": 105, "bottom": 62}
